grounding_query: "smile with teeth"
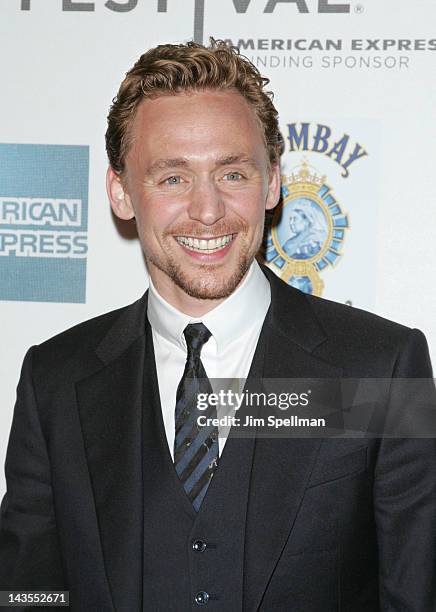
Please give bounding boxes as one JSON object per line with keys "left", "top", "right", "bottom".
{"left": 175, "top": 234, "right": 235, "bottom": 254}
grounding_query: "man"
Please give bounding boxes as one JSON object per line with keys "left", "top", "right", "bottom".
{"left": 0, "top": 40, "right": 435, "bottom": 611}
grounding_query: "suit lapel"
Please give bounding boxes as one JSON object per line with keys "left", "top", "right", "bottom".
{"left": 243, "top": 268, "right": 343, "bottom": 611}
{"left": 76, "top": 295, "right": 147, "bottom": 612}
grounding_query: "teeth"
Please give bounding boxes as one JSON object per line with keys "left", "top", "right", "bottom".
{"left": 175, "top": 234, "right": 234, "bottom": 253}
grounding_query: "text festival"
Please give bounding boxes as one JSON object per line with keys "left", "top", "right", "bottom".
{"left": 19, "top": 0, "right": 353, "bottom": 14}
{"left": 18, "top": 0, "right": 355, "bottom": 44}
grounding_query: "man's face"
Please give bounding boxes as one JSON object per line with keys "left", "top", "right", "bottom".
{"left": 108, "top": 89, "right": 280, "bottom": 307}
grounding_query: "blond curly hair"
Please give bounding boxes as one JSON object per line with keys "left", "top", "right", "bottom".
{"left": 106, "top": 39, "right": 281, "bottom": 174}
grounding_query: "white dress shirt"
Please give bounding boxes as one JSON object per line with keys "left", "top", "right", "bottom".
{"left": 147, "top": 261, "right": 271, "bottom": 459}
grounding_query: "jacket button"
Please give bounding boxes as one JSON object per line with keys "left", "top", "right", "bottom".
{"left": 192, "top": 540, "right": 207, "bottom": 552}
{"left": 194, "top": 591, "right": 209, "bottom": 605}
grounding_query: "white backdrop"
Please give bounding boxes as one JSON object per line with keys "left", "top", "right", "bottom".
{"left": 1, "top": 0, "right": 435, "bottom": 495}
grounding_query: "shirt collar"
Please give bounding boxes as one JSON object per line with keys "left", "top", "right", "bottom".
{"left": 147, "top": 261, "right": 271, "bottom": 352}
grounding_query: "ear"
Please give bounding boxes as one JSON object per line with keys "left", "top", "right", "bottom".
{"left": 265, "top": 162, "right": 281, "bottom": 211}
{"left": 106, "top": 166, "right": 135, "bottom": 220}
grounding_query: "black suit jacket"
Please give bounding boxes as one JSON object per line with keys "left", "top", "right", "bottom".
{"left": 1, "top": 268, "right": 435, "bottom": 611}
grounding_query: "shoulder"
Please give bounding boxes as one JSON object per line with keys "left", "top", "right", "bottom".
{"left": 264, "top": 266, "right": 430, "bottom": 376}
{"left": 265, "top": 263, "right": 412, "bottom": 341}
{"left": 305, "top": 291, "right": 411, "bottom": 341}
{"left": 29, "top": 294, "right": 147, "bottom": 381}
{"left": 305, "top": 291, "right": 430, "bottom": 376}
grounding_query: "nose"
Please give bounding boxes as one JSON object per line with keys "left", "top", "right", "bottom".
{"left": 187, "top": 178, "right": 225, "bottom": 226}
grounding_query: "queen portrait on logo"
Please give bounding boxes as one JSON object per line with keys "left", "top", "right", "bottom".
{"left": 282, "top": 198, "right": 328, "bottom": 260}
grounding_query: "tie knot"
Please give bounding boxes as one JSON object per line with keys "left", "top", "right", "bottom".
{"left": 183, "top": 323, "right": 211, "bottom": 357}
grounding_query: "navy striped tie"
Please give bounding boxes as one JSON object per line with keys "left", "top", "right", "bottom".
{"left": 174, "top": 323, "right": 219, "bottom": 511}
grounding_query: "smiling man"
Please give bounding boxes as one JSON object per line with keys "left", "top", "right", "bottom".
{"left": 0, "top": 40, "right": 435, "bottom": 611}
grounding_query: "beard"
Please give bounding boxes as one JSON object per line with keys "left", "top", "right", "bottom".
{"left": 143, "top": 219, "right": 263, "bottom": 300}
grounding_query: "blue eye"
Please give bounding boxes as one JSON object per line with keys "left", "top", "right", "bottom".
{"left": 164, "top": 176, "right": 182, "bottom": 185}
{"left": 224, "top": 172, "right": 242, "bottom": 181}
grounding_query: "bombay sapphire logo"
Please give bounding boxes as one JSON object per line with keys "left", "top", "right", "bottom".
{"left": 0, "top": 144, "right": 89, "bottom": 303}
{"left": 262, "top": 160, "right": 349, "bottom": 296}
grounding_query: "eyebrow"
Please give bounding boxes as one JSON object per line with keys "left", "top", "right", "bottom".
{"left": 146, "top": 154, "right": 258, "bottom": 174}
{"left": 215, "top": 154, "right": 258, "bottom": 167}
{"left": 147, "top": 158, "right": 189, "bottom": 173}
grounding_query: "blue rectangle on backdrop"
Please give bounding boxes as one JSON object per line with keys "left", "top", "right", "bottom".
{"left": 0, "top": 143, "right": 89, "bottom": 303}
